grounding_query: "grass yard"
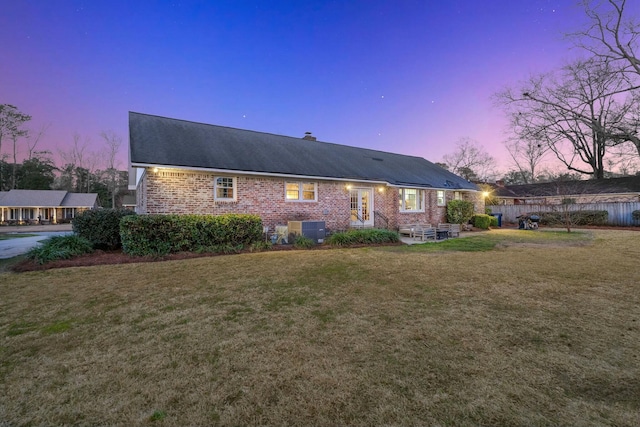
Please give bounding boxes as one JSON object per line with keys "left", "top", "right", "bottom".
{"left": 1, "top": 229, "right": 639, "bottom": 426}
{"left": 0, "top": 233, "right": 37, "bottom": 241}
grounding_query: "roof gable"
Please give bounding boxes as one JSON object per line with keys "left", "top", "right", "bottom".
{"left": 61, "top": 193, "right": 99, "bottom": 207}
{"left": 129, "top": 112, "right": 478, "bottom": 191}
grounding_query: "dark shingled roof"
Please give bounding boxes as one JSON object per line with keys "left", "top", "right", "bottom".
{"left": 492, "top": 176, "right": 640, "bottom": 198}
{"left": 129, "top": 112, "right": 478, "bottom": 191}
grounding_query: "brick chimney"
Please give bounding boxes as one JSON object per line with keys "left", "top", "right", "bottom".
{"left": 302, "top": 132, "right": 316, "bottom": 141}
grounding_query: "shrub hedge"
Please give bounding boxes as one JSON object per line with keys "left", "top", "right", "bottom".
{"left": 533, "top": 210, "right": 608, "bottom": 226}
{"left": 471, "top": 214, "right": 492, "bottom": 229}
{"left": 326, "top": 228, "right": 400, "bottom": 246}
{"left": 119, "top": 214, "right": 263, "bottom": 256}
{"left": 26, "top": 234, "right": 94, "bottom": 265}
{"left": 292, "top": 234, "right": 315, "bottom": 249}
{"left": 446, "top": 200, "right": 475, "bottom": 225}
{"left": 73, "top": 209, "right": 136, "bottom": 249}
{"left": 632, "top": 210, "right": 640, "bottom": 221}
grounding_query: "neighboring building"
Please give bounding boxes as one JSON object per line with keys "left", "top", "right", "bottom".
{"left": 488, "top": 176, "right": 640, "bottom": 205}
{"left": 0, "top": 190, "right": 100, "bottom": 224}
{"left": 128, "top": 112, "right": 481, "bottom": 231}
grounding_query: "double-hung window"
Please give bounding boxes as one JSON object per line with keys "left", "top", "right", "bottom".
{"left": 398, "top": 188, "right": 424, "bottom": 212}
{"left": 214, "top": 177, "right": 236, "bottom": 201}
{"left": 436, "top": 190, "right": 446, "bottom": 206}
{"left": 286, "top": 182, "right": 317, "bottom": 202}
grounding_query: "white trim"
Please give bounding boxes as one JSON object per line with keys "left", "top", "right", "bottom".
{"left": 349, "top": 187, "right": 375, "bottom": 227}
{"left": 131, "top": 162, "right": 481, "bottom": 193}
{"left": 213, "top": 176, "right": 237, "bottom": 201}
{"left": 398, "top": 188, "right": 426, "bottom": 213}
{"left": 285, "top": 181, "right": 318, "bottom": 202}
{"left": 132, "top": 163, "right": 391, "bottom": 186}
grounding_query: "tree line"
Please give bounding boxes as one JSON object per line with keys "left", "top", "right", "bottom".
{"left": 0, "top": 105, "right": 129, "bottom": 208}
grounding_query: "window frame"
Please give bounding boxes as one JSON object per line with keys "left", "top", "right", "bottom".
{"left": 285, "top": 181, "right": 318, "bottom": 202}
{"left": 436, "top": 190, "right": 446, "bottom": 206}
{"left": 398, "top": 188, "right": 425, "bottom": 212}
{"left": 454, "top": 191, "right": 462, "bottom": 200}
{"left": 214, "top": 176, "right": 237, "bottom": 201}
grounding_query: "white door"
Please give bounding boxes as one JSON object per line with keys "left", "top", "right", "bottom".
{"left": 350, "top": 188, "right": 374, "bottom": 227}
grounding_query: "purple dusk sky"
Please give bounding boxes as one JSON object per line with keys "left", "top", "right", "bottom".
{"left": 4, "top": 1, "right": 634, "bottom": 173}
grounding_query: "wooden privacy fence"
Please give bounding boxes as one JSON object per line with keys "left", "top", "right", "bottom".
{"left": 488, "top": 202, "right": 640, "bottom": 226}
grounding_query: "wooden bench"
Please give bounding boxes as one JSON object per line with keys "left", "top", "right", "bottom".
{"left": 437, "top": 223, "right": 461, "bottom": 238}
{"left": 413, "top": 225, "right": 436, "bottom": 242}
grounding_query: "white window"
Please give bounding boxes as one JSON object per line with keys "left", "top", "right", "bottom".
{"left": 214, "top": 177, "right": 236, "bottom": 201}
{"left": 398, "top": 188, "right": 424, "bottom": 212}
{"left": 63, "top": 208, "right": 75, "bottom": 219}
{"left": 285, "top": 182, "right": 317, "bottom": 202}
{"left": 454, "top": 191, "right": 462, "bottom": 200}
{"left": 436, "top": 190, "right": 446, "bottom": 206}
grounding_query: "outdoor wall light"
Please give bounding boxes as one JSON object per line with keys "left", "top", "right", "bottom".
{"left": 346, "top": 184, "right": 352, "bottom": 190}
{"left": 153, "top": 167, "right": 159, "bottom": 173}
{"left": 378, "top": 186, "right": 385, "bottom": 193}
{"left": 482, "top": 191, "right": 490, "bottom": 198}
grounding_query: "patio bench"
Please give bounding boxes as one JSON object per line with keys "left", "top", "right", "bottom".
{"left": 413, "top": 225, "right": 436, "bottom": 242}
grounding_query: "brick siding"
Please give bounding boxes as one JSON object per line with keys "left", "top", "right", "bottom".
{"left": 137, "top": 168, "right": 482, "bottom": 230}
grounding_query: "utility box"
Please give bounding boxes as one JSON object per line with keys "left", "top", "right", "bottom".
{"left": 288, "top": 220, "right": 326, "bottom": 244}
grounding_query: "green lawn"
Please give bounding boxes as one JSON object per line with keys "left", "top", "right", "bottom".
{"left": 1, "top": 229, "right": 639, "bottom": 426}
{"left": 0, "top": 233, "right": 37, "bottom": 240}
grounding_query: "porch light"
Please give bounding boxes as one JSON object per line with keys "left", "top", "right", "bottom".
{"left": 346, "top": 184, "right": 352, "bottom": 190}
{"left": 482, "top": 191, "right": 490, "bottom": 198}
{"left": 378, "top": 186, "right": 384, "bottom": 193}
{"left": 153, "top": 167, "right": 159, "bottom": 173}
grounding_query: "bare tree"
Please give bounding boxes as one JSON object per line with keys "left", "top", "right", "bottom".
{"left": 26, "top": 123, "right": 50, "bottom": 160}
{"left": 58, "top": 133, "right": 92, "bottom": 192}
{"left": 496, "top": 58, "right": 635, "bottom": 179}
{"left": 570, "top": 0, "right": 640, "bottom": 156}
{"left": 503, "top": 136, "right": 549, "bottom": 183}
{"left": 572, "top": 0, "right": 640, "bottom": 77}
{"left": 441, "top": 138, "right": 498, "bottom": 181}
{"left": 442, "top": 138, "right": 496, "bottom": 181}
{"left": 100, "top": 130, "right": 123, "bottom": 208}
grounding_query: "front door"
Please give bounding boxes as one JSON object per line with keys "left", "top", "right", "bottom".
{"left": 350, "top": 188, "right": 374, "bottom": 227}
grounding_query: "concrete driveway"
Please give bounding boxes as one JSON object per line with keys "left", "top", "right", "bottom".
{"left": 0, "top": 225, "right": 73, "bottom": 259}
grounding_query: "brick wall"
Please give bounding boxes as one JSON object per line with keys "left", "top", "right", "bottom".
{"left": 137, "top": 168, "right": 480, "bottom": 230}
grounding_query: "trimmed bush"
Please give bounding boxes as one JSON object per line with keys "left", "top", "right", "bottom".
{"left": 326, "top": 228, "right": 400, "bottom": 246}
{"left": 489, "top": 215, "right": 499, "bottom": 227}
{"left": 292, "top": 234, "right": 315, "bottom": 249}
{"left": 447, "top": 200, "right": 475, "bottom": 225}
{"left": 73, "top": 209, "right": 136, "bottom": 250}
{"left": 471, "top": 214, "right": 492, "bottom": 230}
{"left": 26, "top": 234, "right": 93, "bottom": 265}
{"left": 120, "top": 214, "right": 263, "bottom": 256}
{"left": 533, "top": 210, "right": 608, "bottom": 226}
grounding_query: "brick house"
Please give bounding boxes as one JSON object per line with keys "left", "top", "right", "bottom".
{"left": 487, "top": 176, "right": 640, "bottom": 205}
{"left": 128, "top": 112, "right": 482, "bottom": 231}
